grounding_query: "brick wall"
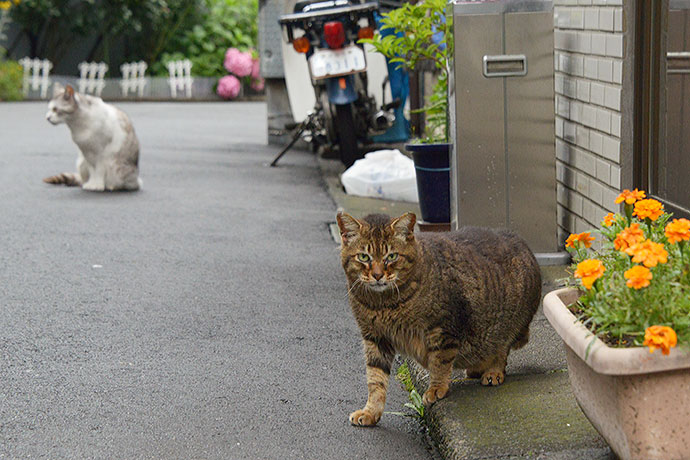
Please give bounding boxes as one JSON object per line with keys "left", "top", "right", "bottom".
{"left": 553, "top": 0, "right": 626, "bottom": 245}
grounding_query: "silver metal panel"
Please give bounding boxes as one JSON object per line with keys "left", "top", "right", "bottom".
{"left": 452, "top": 0, "right": 552, "bottom": 15}
{"left": 534, "top": 252, "right": 570, "bottom": 266}
{"left": 448, "top": 4, "right": 459, "bottom": 229}
{"left": 451, "top": 4, "right": 557, "bottom": 254}
{"left": 505, "top": 11, "right": 557, "bottom": 252}
{"left": 453, "top": 13, "right": 507, "bottom": 229}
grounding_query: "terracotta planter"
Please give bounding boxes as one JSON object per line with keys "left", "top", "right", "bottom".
{"left": 543, "top": 288, "right": 690, "bottom": 460}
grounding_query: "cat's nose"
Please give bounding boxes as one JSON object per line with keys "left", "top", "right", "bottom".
{"left": 372, "top": 272, "right": 383, "bottom": 281}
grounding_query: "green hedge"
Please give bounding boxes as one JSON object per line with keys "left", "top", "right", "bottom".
{"left": 7, "top": 0, "right": 258, "bottom": 78}
{"left": 0, "top": 59, "right": 22, "bottom": 101}
{"left": 151, "top": 0, "right": 258, "bottom": 77}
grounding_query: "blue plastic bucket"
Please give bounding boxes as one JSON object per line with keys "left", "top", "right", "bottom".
{"left": 406, "top": 143, "right": 451, "bottom": 223}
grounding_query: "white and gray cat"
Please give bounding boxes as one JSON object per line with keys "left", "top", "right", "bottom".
{"left": 44, "top": 83, "right": 142, "bottom": 191}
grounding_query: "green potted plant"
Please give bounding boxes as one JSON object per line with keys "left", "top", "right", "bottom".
{"left": 543, "top": 189, "right": 690, "bottom": 460}
{"left": 361, "top": 0, "right": 452, "bottom": 224}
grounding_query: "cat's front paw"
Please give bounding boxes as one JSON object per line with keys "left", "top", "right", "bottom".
{"left": 422, "top": 385, "right": 449, "bottom": 405}
{"left": 349, "top": 409, "right": 379, "bottom": 427}
{"left": 481, "top": 370, "right": 504, "bottom": 386}
{"left": 82, "top": 181, "right": 105, "bottom": 192}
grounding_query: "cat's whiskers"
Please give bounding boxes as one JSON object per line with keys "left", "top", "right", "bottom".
{"left": 345, "top": 278, "right": 364, "bottom": 298}
{"left": 391, "top": 279, "right": 401, "bottom": 302}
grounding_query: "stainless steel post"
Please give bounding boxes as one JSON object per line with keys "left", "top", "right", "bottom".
{"left": 450, "top": 0, "right": 566, "bottom": 262}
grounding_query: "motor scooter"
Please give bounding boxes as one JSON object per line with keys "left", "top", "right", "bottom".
{"left": 272, "top": 0, "right": 400, "bottom": 167}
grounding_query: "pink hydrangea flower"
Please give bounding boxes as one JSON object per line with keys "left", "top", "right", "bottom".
{"left": 250, "top": 77, "right": 265, "bottom": 92}
{"left": 217, "top": 75, "right": 241, "bottom": 99}
{"left": 224, "top": 48, "right": 253, "bottom": 77}
{"left": 251, "top": 57, "right": 261, "bottom": 80}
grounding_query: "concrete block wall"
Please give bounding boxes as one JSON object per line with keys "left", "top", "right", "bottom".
{"left": 553, "top": 0, "right": 626, "bottom": 244}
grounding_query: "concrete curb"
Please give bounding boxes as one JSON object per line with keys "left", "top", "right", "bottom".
{"left": 406, "top": 360, "right": 613, "bottom": 460}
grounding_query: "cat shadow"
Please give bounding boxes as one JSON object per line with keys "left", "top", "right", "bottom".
{"left": 45, "top": 187, "right": 143, "bottom": 200}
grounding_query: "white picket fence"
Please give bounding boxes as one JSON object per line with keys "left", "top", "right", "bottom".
{"left": 15, "top": 57, "right": 228, "bottom": 100}
{"left": 120, "top": 61, "right": 148, "bottom": 97}
{"left": 18, "top": 57, "right": 53, "bottom": 99}
{"left": 167, "top": 59, "right": 194, "bottom": 98}
{"left": 78, "top": 62, "right": 108, "bottom": 96}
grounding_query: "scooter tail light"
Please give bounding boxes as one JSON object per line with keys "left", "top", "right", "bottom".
{"left": 357, "top": 27, "right": 374, "bottom": 40}
{"left": 324, "top": 21, "right": 345, "bottom": 49}
{"left": 292, "top": 36, "right": 311, "bottom": 54}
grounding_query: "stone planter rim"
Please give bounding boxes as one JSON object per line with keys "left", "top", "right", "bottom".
{"left": 543, "top": 287, "right": 690, "bottom": 376}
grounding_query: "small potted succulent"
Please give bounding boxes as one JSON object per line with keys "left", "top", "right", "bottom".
{"left": 361, "top": 0, "right": 452, "bottom": 225}
{"left": 543, "top": 189, "right": 690, "bottom": 460}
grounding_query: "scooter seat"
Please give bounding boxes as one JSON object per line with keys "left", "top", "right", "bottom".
{"left": 293, "top": 0, "right": 357, "bottom": 14}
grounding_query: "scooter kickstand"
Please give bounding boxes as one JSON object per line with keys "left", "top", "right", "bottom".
{"left": 269, "top": 121, "right": 307, "bottom": 167}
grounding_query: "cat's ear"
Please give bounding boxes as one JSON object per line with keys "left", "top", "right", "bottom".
{"left": 337, "top": 212, "right": 363, "bottom": 245}
{"left": 64, "top": 84, "right": 75, "bottom": 101}
{"left": 52, "top": 82, "right": 64, "bottom": 98}
{"left": 391, "top": 212, "right": 416, "bottom": 240}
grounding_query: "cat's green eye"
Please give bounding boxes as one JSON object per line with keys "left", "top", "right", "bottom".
{"left": 386, "top": 253, "right": 399, "bottom": 262}
{"left": 357, "top": 253, "right": 371, "bottom": 263}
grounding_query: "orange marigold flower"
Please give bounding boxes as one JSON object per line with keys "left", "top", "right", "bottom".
{"left": 615, "top": 188, "right": 646, "bottom": 205}
{"left": 613, "top": 223, "right": 645, "bottom": 251}
{"left": 624, "top": 265, "right": 653, "bottom": 289}
{"left": 574, "top": 259, "right": 605, "bottom": 290}
{"left": 643, "top": 325, "right": 677, "bottom": 355}
{"left": 633, "top": 199, "right": 664, "bottom": 221}
{"left": 624, "top": 239, "right": 668, "bottom": 267}
{"left": 602, "top": 212, "right": 616, "bottom": 227}
{"left": 565, "top": 232, "right": 595, "bottom": 249}
{"left": 665, "top": 218, "right": 690, "bottom": 244}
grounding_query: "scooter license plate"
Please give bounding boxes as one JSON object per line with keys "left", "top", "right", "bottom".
{"left": 308, "top": 46, "right": 367, "bottom": 80}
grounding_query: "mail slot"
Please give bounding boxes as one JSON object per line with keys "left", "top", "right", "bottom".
{"left": 483, "top": 54, "right": 528, "bottom": 77}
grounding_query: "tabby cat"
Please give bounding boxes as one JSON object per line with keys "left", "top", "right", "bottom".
{"left": 44, "top": 83, "right": 142, "bottom": 191}
{"left": 337, "top": 212, "right": 541, "bottom": 427}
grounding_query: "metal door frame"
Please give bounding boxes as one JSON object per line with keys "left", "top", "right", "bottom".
{"left": 634, "top": 0, "right": 690, "bottom": 218}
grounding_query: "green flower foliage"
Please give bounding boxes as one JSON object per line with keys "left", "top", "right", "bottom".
{"left": 360, "top": 0, "right": 452, "bottom": 142}
{"left": 151, "top": 0, "right": 258, "bottom": 77}
{"left": 567, "top": 198, "right": 690, "bottom": 349}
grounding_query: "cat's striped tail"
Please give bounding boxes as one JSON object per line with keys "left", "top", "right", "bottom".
{"left": 43, "top": 173, "right": 81, "bottom": 187}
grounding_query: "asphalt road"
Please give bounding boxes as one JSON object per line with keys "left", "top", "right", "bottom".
{"left": 0, "top": 102, "right": 433, "bottom": 459}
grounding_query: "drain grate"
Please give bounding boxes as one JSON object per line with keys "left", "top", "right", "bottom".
{"left": 328, "top": 222, "right": 342, "bottom": 244}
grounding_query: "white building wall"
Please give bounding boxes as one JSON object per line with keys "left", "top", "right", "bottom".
{"left": 553, "top": 0, "right": 626, "bottom": 244}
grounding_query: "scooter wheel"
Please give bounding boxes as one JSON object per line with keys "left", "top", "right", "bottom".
{"left": 334, "top": 103, "right": 360, "bottom": 168}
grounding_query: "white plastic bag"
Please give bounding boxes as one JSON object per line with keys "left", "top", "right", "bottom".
{"left": 340, "top": 149, "right": 418, "bottom": 203}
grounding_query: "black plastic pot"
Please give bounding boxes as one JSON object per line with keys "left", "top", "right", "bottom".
{"left": 405, "top": 143, "right": 451, "bottom": 224}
